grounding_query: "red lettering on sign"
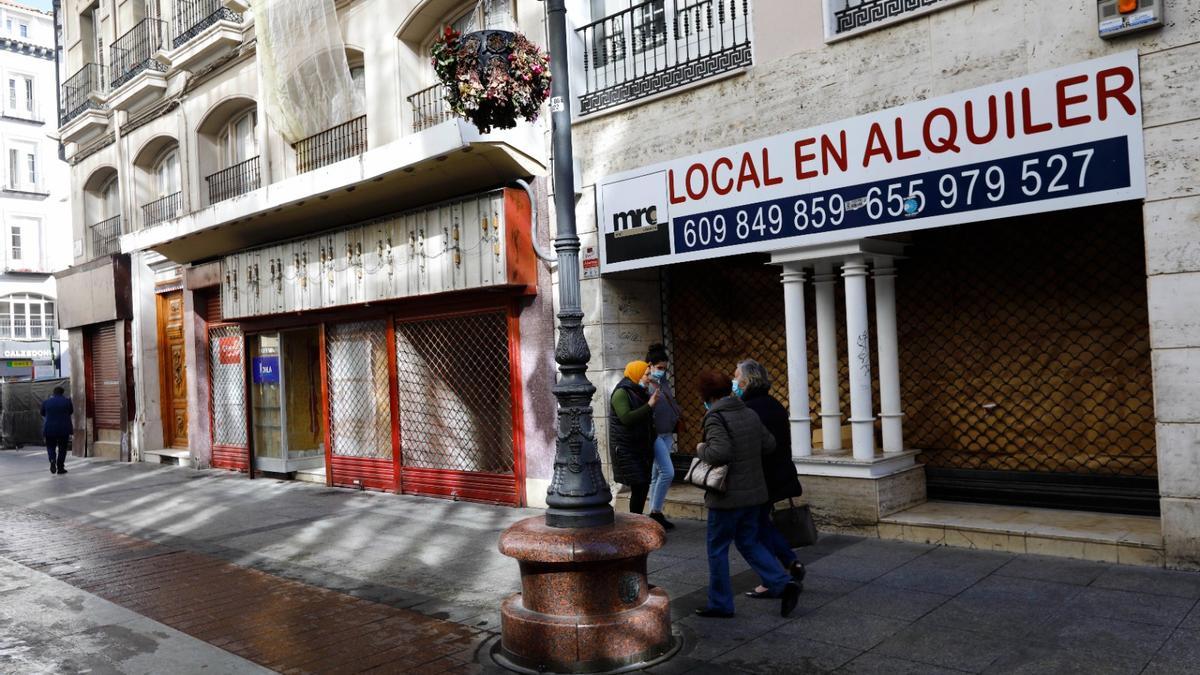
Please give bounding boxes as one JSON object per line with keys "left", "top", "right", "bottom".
{"left": 794, "top": 137, "right": 818, "bottom": 179}
{"left": 686, "top": 163, "right": 709, "bottom": 200}
{"left": 761, "top": 148, "right": 783, "bottom": 186}
{"left": 1004, "top": 90, "right": 1017, "bottom": 139}
{"left": 894, "top": 117, "right": 921, "bottom": 160}
{"left": 1056, "top": 74, "right": 1092, "bottom": 127}
{"left": 1096, "top": 66, "right": 1136, "bottom": 121}
{"left": 712, "top": 157, "right": 735, "bottom": 195}
{"left": 822, "top": 131, "right": 848, "bottom": 175}
{"left": 668, "top": 169, "right": 686, "bottom": 205}
{"left": 736, "top": 152, "right": 760, "bottom": 192}
{"left": 1021, "top": 87, "right": 1053, "bottom": 134}
{"left": 965, "top": 96, "right": 998, "bottom": 145}
{"left": 862, "top": 122, "right": 892, "bottom": 168}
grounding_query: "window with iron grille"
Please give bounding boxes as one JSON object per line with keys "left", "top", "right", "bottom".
{"left": 823, "top": 0, "right": 970, "bottom": 39}
{"left": 394, "top": 311, "right": 514, "bottom": 474}
{"left": 327, "top": 320, "right": 392, "bottom": 459}
{"left": 209, "top": 325, "right": 247, "bottom": 448}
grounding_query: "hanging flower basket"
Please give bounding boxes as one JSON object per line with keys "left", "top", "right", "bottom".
{"left": 431, "top": 26, "right": 552, "bottom": 134}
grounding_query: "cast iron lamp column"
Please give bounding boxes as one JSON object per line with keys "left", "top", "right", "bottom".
{"left": 494, "top": 1, "right": 675, "bottom": 672}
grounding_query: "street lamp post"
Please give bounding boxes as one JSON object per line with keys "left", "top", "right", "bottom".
{"left": 493, "top": 1, "right": 676, "bottom": 672}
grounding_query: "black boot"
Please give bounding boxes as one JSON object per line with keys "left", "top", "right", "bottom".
{"left": 649, "top": 512, "right": 675, "bottom": 531}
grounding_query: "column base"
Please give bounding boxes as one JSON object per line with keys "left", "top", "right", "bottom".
{"left": 793, "top": 450, "right": 925, "bottom": 527}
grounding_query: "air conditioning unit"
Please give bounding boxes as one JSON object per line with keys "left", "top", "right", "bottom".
{"left": 1098, "top": 0, "right": 1164, "bottom": 39}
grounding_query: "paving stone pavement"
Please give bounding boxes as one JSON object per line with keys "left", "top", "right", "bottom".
{"left": 2, "top": 450, "right": 1200, "bottom": 674}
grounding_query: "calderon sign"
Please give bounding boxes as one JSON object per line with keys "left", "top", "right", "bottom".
{"left": 596, "top": 51, "right": 1146, "bottom": 273}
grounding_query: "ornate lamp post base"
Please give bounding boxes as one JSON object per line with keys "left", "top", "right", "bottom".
{"left": 495, "top": 514, "right": 678, "bottom": 674}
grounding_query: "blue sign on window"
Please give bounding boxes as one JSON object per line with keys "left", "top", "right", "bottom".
{"left": 252, "top": 355, "right": 279, "bottom": 384}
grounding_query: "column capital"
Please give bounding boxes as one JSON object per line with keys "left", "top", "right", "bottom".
{"left": 781, "top": 268, "right": 806, "bottom": 285}
{"left": 812, "top": 272, "right": 839, "bottom": 285}
{"left": 841, "top": 258, "right": 870, "bottom": 278}
{"left": 872, "top": 266, "right": 898, "bottom": 279}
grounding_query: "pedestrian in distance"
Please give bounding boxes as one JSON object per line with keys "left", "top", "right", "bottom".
{"left": 734, "top": 359, "right": 807, "bottom": 598}
{"left": 609, "top": 360, "right": 659, "bottom": 515}
{"left": 41, "top": 386, "right": 73, "bottom": 475}
{"left": 644, "top": 343, "right": 681, "bottom": 531}
{"left": 693, "top": 370, "right": 801, "bottom": 620}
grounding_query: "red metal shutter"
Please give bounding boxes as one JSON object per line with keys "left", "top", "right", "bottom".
{"left": 89, "top": 324, "right": 121, "bottom": 430}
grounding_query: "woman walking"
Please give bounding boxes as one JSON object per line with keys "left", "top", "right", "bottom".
{"left": 645, "top": 343, "right": 680, "bottom": 531}
{"left": 693, "top": 370, "right": 801, "bottom": 619}
{"left": 610, "top": 360, "right": 659, "bottom": 515}
{"left": 735, "top": 359, "right": 807, "bottom": 599}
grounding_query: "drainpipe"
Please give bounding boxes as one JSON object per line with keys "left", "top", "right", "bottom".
{"left": 52, "top": 0, "right": 65, "bottom": 161}
{"left": 513, "top": 178, "right": 555, "bottom": 263}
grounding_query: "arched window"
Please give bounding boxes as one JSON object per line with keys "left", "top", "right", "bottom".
{"left": 219, "top": 110, "right": 257, "bottom": 168}
{"left": 99, "top": 175, "right": 120, "bottom": 220}
{"left": 0, "top": 293, "right": 55, "bottom": 339}
{"left": 154, "top": 147, "right": 180, "bottom": 197}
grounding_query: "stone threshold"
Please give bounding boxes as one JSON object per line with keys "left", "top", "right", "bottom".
{"left": 142, "top": 448, "right": 191, "bottom": 465}
{"left": 879, "top": 500, "right": 1164, "bottom": 567}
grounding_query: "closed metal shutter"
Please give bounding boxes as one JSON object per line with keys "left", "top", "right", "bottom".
{"left": 89, "top": 324, "right": 121, "bottom": 430}
{"left": 201, "top": 289, "right": 223, "bottom": 324}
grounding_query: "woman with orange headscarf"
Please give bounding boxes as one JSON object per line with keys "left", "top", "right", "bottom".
{"left": 609, "top": 360, "right": 660, "bottom": 516}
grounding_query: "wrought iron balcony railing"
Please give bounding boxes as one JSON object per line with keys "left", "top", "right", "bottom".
{"left": 408, "top": 83, "right": 454, "bottom": 133}
{"left": 90, "top": 215, "right": 122, "bottom": 257}
{"left": 141, "top": 191, "right": 183, "bottom": 228}
{"left": 206, "top": 156, "right": 260, "bottom": 205}
{"left": 577, "top": 0, "right": 752, "bottom": 115}
{"left": 59, "top": 63, "right": 107, "bottom": 126}
{"left": 172, "top": 0, "right": 243, "bottom": 50}
{"left": 293, "top": 115, "right": 367, "bottom": 174}
{"left": 833, "top": 0, "right": 955, "bottom": 34}
{"left": 111, "top": 17, "right": 168, "bottom": 89}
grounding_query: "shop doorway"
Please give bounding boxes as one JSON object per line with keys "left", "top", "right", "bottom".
{"left": 248, "top": 327, "right": 325, "bottom": 474}
{"left": 157, "top": 290, "right": 188, "bottom": 449}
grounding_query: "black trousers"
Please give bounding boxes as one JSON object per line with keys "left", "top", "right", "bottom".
{"left": 627, "top": 482, "right": 650, "bottom": 515}
{"left": 46, "top": 436, "right": 69, "bottom": 470}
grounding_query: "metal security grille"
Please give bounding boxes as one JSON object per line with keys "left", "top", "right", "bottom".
{"left": 327, "top": 320, "right": 392, "bottom": 459}
{"left": 209, "top": 325, "right": 247, "bottom": 448}
{"left": 395, "top": 311, "right": 514, "bottom": 474}
{"left": 898, "top": 208, "right": 1156, "bottom": 477}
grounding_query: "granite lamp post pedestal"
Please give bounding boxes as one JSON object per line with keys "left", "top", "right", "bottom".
{"left": 495, "top": 515, "right": 676, "bottom": 673}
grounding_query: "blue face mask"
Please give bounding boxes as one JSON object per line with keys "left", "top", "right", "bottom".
{"left": 650, "top": 369, "right": 666, "bottom": 380}
{"left": 732, "top": 379, "right": 744, "bottom": 398}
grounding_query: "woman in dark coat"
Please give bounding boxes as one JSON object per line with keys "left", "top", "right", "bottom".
{"left": 610, "top": 360, "right": 659, "bottom": 514}
{"left": 734, "top": 359, "right": 807, "bottom": 599}
{"left": 694, "top": 370, "right": 801, "bottom": 620}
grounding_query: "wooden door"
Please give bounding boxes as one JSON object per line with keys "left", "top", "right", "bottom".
{"left": 157, "top": 291, "right": 189, "bottom": 449}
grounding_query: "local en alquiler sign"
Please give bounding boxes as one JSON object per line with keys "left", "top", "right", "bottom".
{"left": 596, "top": 51, "right": 1146, "bottom": 273}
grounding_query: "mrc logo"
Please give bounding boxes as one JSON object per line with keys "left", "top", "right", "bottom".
{"left": 612, "top": 205, "right": 659, "bottom": 237}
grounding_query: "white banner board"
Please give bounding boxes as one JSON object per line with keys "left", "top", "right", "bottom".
{"left": 596, "top": 51, "right": 1146, "bottom": 273}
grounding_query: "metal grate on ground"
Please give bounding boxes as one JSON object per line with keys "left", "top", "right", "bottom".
{"left": 327, "top": 320, "right": 393, "bottom": 460}
{"left": 0, "top": 507, "right": 489, "bottom": 674}
{"left": 394, "top": 311, "right": 514, "bottom": 474}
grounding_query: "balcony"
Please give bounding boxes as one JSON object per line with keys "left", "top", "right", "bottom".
{"left": 108, "top": 18, "right": 169, "bottom": 112}
{"left": 828, "top": 0, "right": 963, "bottom": 38}
{"left": 141, "top": 191, "right": 184, "bottom": 228}
{"left": 165, "top": 0, "right": 244, "bottom": 73}
{"left": 59, "top": 63, "right": 108, "bottom": 142}
{"left": 576, "top": 0, "right": 752, "bottom": 116}
{"left": 90, "top": 215, "right": 123, "bottom": 257}
{"left": 293, "top": 115, "right": 367, "bottom": 174}
{"left": 408, "top": 84, "right": 454, "bottom": 133}
{"left": 206, "top": 157, "right": 260, "bottom": 205}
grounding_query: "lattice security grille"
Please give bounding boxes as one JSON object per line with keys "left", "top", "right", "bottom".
{"left": 898, "top": 207, "right": 1156, "bottom": 476}
{"left": 395, "top": 311, "right": 514, "bottom": 474}
{"left": 209, "top": 325, "right": 247, "bottom": 448}
{"left": 327, "top": 320, "right": 392, "bottom": 459}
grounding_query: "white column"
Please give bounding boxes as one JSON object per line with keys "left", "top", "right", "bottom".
{"left": 813, "top": 264, "right": 842, "bottom": 451}
{"left": 781, "top": 266, "right": 812, "bottom": 458}
{"left": 842, "top": 257, "right": 876, "bottom": 461}
{"left": 873, "top": 261, "right": 904, "bottom": 454}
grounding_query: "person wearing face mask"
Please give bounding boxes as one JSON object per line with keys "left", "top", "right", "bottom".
{"left": 609, "top": 360, "right": 660, "bottom": 515}
{"left": 644, "top": 343, "right": 680, "bottom": 531}
{"left": 734, "top": 359, "right": 807, "bottom": 599}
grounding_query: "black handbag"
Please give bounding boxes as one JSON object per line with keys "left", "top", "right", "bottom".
{"left": 771, "top": 498, "right": 819, "bottom": 547}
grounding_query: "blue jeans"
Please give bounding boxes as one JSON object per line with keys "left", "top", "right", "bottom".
{"left": 706, "top": 506, "right": 791, "bottom": 613}
{"left": 648, "top": 434, "right": 674, "bottom": 513}
{"left": 758, "top": 503, "right": 798, "bottom": 568}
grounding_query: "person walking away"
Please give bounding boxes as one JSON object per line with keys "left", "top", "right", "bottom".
{"left": 610, "top": 360, "right": 659, "bottom": 515}
{"left": 734, "top": 359, "right": 807, "bottom": 598}
{"left": 693, "top": 370, "right": 801, "bottom": 619}
{"left": 41, "top": 386, "right": 73, "bottom": 475}
{"left": 645, "top": 343, "right": 680, "bottom": 531}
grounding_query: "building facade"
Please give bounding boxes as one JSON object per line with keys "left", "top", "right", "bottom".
{"left": 0, "top": 2, "right": 70, "bottom": 383}
{"left": 569, "top": 0, "right": 1200, "bottom": 569}
{"left": 52, "top": 0, "right": 559, "bottom": 502}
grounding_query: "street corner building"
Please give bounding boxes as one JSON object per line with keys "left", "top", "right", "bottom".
{"left": 48, "top": 0, "right": 1200, "bottom": 571}
{"left": 566, "top": 0, "right": 1200, "bottom": 570}
{"left": 51, "top": 0, "right": 559, "bottom": 506}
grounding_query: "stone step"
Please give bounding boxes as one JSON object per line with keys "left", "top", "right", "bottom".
{"left": 91, "top": 441, "right": 122, "bottom": 460}
{"left": 615, "top": 484, "right": 708, "bottom": 521}
{"left": 143, "top": 449, "right": 190, "bottom": 466}
{"left": 878, "top": 500, "right": 1164, "bottom": 567}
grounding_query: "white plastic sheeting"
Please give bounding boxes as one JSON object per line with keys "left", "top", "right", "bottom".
{"left": 255, "top": 0, "right": 362, "bottom": 144}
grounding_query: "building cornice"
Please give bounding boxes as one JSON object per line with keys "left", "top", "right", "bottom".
{"left": 0, "top": 37, "right": 54, "bottom": 61}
